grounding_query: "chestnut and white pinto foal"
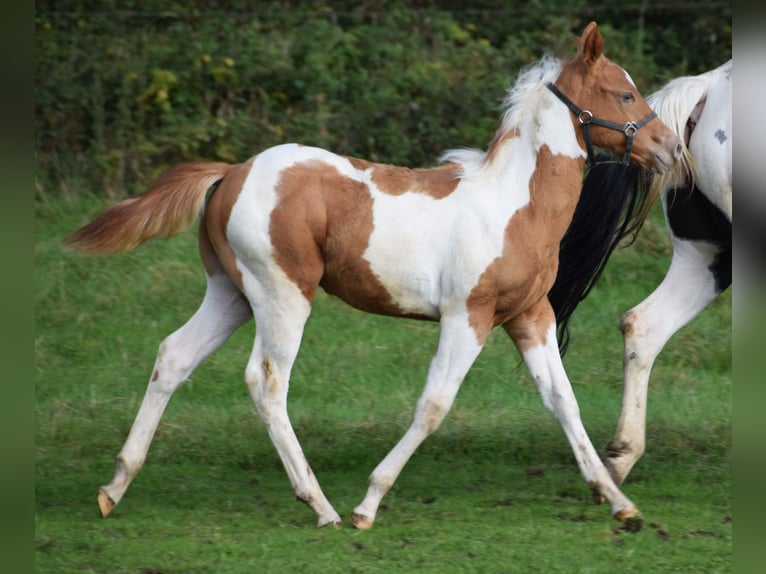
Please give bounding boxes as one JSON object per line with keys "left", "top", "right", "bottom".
{"left": 605, "top": 60, "right": 732, "bottom": 485}
{"left": 69, "top": 22, "right": 681, "bottom": 529}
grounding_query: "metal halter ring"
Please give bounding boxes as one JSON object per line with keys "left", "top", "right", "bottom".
{"left": 545, "top": 82, "right": 658, "bottom": 166}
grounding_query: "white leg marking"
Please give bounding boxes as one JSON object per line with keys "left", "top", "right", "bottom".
{"left": 100, "top": 273, "right": 251, "bottom": 514}
{"left": 609, "top": 240, "right": 720, "bottom": 483}
{"left": 520, "top": 323, "right": 636, "bottom": 518}
{"left": 352, "top": 313, "right": 483, "bottom": 528}
{"left": 242, "top": 276, "right": 341, "bottom": 527}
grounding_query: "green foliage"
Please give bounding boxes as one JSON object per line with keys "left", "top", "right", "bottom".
{"left": 35, "top": 1, "right": 731, "bottom": 198}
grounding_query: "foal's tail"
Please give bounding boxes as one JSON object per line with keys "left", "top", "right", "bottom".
{"left": 67, "top": 162, "right": 233, "bottom": 254}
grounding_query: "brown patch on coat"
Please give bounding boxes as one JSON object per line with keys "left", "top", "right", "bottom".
{"left": 203, "top": 157, "right": 255, "bottom": 291}
{"left": 346, "top": 157, "right": 461, "bottom": 199}
{"left": 270, "top": 160, "right": 422, "bottom": 317}
{"left": 502, "top": 298, "right": 557, "bottom": 355}
{"left": 198, "top": 214, "right": 222, "bottom": 276}
{"left": 466, "top": 145, "right": 584, "bottom": 344}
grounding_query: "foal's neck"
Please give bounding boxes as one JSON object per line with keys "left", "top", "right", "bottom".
{"left": 492, "top": 120, "right": 586, "bottom": 226}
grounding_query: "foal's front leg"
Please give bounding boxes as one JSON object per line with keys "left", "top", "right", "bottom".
{"left": 504, "top": 300, "right": 640, "bottom": 525}
{"left": 351, "top": 312, "right": 486, "bottom": 529}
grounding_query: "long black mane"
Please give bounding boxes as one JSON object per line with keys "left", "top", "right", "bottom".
{"left": 549, "top": 154, "right": 653, "bottom": 355}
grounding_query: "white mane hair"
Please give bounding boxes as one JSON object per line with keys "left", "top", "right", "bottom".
{"left": 645, "top": 64, "right": 723, "bottom": 193}
{"left": 439, "top": 54, "right": 563, "bottom": 180}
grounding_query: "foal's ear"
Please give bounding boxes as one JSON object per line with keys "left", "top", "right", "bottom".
{"left": 578, "top": 21, "right": 603, "bottom": 66}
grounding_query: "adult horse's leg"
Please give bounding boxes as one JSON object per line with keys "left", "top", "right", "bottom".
{"left": 98, "top": 272, "right": 252, "bottom": 517}
{"left": 503, "top": 299, "right": 639, "bottom": 524}
{"left": 351, "top": 312, "right": 486, "bottom": 529}
{"left": 241, "top": 276, "right": 342, "bottom": 528}
{"left": 606, "top": 239, "right": 721, "bottom": 484}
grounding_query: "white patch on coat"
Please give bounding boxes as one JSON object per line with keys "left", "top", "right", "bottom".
{"left": 357, "top": 57, "right": 584, "bottom": 317}
{"left": 688, "top": 60, "right": 732, "bottom": 220}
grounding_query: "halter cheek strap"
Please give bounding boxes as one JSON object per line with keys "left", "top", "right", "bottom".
{"left": 546, "top": 82, "right": 657, "bottom": 165}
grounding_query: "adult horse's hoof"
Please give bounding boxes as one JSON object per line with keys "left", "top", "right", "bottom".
{"left": 351, "top": 512, "right": 374, "bottom": 530}
{"left": 97, "top": 489, "right": 116, "bottom": 518}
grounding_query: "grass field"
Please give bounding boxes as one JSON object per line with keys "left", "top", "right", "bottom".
{"left": 35, "top": 193, "right": 731, "bottom": 573}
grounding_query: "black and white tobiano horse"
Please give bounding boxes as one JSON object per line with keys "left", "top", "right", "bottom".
{"left": 607, "top": 60, "right": 732, "bottom": 484}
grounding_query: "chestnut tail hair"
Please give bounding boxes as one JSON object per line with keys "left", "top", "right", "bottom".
{"left": 67, "top": 162, "right": 233, "bottom": 254}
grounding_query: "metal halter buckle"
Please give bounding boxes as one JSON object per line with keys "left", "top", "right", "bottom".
{"left": 578, "top": 110, "right": 594, "bottom": 125}
{"left": 623, "top": 122, "right": 638, "bottom": 137}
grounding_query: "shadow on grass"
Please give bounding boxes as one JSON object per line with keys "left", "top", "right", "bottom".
{"left": 36, "top": 406, "right": 730, "bottom": 527}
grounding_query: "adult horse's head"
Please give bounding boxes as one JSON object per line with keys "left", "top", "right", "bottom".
{"left": 551, "top": 22, "right": 682, "bottom": 172}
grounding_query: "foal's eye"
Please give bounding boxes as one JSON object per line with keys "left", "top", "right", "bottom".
{"left": 620, "top": 92, "right": 635, "bottom": 104}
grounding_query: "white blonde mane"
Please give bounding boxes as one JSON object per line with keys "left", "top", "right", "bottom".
{"left": 646, "top": 66, "right": 722, "bottom": 193}
{"left": 440, "top": 54, "right": 563, "bottom": 179}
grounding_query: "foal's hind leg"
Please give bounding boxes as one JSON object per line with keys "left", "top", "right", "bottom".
{"left": 352, "top": 312, "right": 485, "bottom": 529}
{"left": 241, "top": 282, "right": 342, "bottom": 528}
{"left": 504, "top": 300, "right": 640, "bottom": 525}
{"left": 98, "top": 272, "right": 251, "bottom": 517}
{"left": 607, "top": 241, "right": 722, "bottom": 484}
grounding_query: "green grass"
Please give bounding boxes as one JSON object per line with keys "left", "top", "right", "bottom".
{"left": 35, "top": 194, "right": 731, "bottom": 573}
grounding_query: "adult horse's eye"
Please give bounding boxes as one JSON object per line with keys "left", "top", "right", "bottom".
{"left": 620, "top": 92, "right": 635, "bottom": 104}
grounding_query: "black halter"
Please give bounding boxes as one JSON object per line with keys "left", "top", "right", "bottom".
{"left": 546, "top": 82, "right": 657, "bottom": 166}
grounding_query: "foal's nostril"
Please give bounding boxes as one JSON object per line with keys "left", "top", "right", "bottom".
{"left": 673, "top": 141, "right": 683, "bottom": 160}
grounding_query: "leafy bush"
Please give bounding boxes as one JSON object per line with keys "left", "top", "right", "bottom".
{"left": 35, "top": 0, "right": 731, "bottom": 198}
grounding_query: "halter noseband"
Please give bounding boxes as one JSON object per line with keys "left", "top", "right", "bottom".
{"left": 546, "top": 82, "right": 657, "bottom": 166}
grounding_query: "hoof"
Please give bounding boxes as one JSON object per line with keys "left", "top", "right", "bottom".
{"left": 318, "top": 517, "right": 343, "bottom": 529}
{"left": 97, "top": 489, "right": 116, "bottom": 518}
{"left": 351, "top": 512, "right": 374, "bottom": 530}
{"left": 614, "top": 504, "right": 642, "bottom": 531}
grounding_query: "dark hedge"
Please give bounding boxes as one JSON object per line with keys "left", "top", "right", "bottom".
{"left": 35, "top": 1, "right": 731, "bottom": 198}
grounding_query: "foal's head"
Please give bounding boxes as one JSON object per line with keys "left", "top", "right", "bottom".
{"left": 554, "top": 22, "right": 682, "bottom": 172}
